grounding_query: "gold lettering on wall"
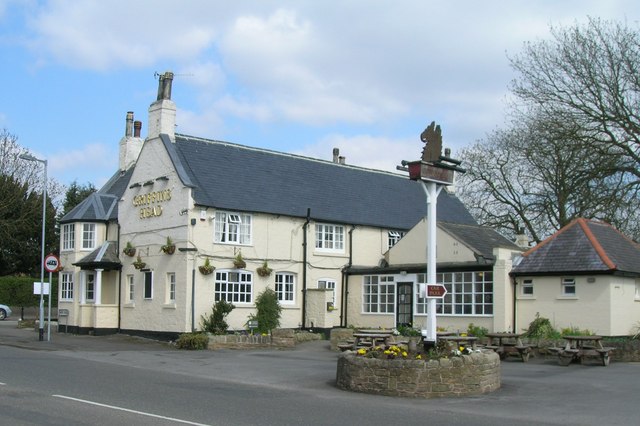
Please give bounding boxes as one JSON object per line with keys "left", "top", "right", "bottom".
{"left": 133, "top": 189, "right": 171, "bottom": 219}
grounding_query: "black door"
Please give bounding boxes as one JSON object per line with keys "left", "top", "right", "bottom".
{"left": 396, "top": 282, "right": 413, "bottom": 328}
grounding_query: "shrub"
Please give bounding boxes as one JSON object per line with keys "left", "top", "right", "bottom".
{"left": 467, "top": 323, "right": 489, "bottom": 337}
{"left": 248, "top": 287, "right": 282, "bottom": 334}
{"left": 175, "top": 333, "right": 209, "bottom": 350}
{"left": 396, "top": 325, "right": 422, "bottom": 337}
{"left": 524, "top": 313, "right": 560, "bottom": 339}
{"left": 560, "top": 326, "right": 593, "bottom": 336}
{"left": 200, "top": 299, "right": 235, "bottom": 335}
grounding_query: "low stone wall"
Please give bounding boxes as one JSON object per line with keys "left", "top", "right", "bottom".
{"left": 207, "top": 329, "right": 322, "bottom": 350}
{"left": 336, "top": 351, "right": 501, "bottom": 398}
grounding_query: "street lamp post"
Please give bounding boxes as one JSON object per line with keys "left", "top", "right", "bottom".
{"left": 19, "top": 153, "right": 48, "bottom": 342}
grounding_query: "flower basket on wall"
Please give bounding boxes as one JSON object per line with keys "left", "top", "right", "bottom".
{"left": 133, "top": 255, "right": 146, "bottom": 269}
{"left": 233, "top": 252, "right": 246, "bottom": 269}
{"left": 256, "top": 261, "right": 272, "bottom": 277}
{"left": 123, "top": 242, "right": 136, "bottom": 257}
{"left": 199, "top": 257, "right": 214, "bottom": 275}
{"left": 161, "top": 236, "right": 176, "bottom": 255}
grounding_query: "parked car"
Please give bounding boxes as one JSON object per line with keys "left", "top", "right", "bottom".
{"left": 0, "top": 304, "right": 11, "bottom": 320}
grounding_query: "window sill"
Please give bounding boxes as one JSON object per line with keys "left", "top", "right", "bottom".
{"left": 162, "top": 303, "right": 176, "bottom": 309}
{"left": 556, "top": 296, "right": 578, "bottom": 300}
{"left": 123, "top": 302, "right": 135, "bottom": 308}
{"left": 517, "top": 296, "right": 536, "bottom": 300}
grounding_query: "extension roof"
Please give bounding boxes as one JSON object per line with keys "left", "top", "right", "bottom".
{"left": 510, "top": 218, "right": 640, "bottom": 277}
{"left": 60, "top": 168, "right": 134, "bottom": 223}
{"left": 439, "top": 222, "right": 522, "bottom": 262}
{"left": 168, "top": 134, "right": 478, "bottom": 230}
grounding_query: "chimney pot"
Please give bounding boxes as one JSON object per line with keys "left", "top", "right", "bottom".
{"left": 339, "top": 156, "right": 345, "bottom": 165}
{"left": 333, "top": 148, "right": 340, "bottom": 163}
{"left": 125, "top": 111, "right": 134, "bottom": 137}
{"left": 134, "top": 121, "right": 142, "bottom": 138}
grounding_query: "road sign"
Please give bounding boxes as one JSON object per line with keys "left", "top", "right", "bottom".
{"left": 427, "top": 284, "right": 447, "bottom": 298}
{"left": 44, "top": 253, "right": 60, "bottom": 273}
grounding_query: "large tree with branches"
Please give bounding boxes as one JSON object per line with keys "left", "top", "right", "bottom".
{"left": 457, "top": 18, "right": 640, "bottom": 243}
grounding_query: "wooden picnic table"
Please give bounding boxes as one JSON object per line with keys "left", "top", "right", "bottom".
{"left": 352, "top": 331, "right": 395, "bottom": 349}
{"left": 549, "top": 335, "right": 613, "bottom": 366}
{"left": 439, "top": 335, "right": 478, "bottom": 350}
{"left": 485, "top": 332, "right": 532, "bottom": 362}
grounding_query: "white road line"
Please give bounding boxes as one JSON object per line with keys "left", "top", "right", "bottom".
{"left": 52, "top": 394, "right": 211, "bottom": 426}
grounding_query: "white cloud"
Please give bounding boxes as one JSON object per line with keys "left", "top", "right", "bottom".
{"left": 49, "top": 142, "right": 116, "bottom": 186}
{"left": 295, "top": 134, "right": 418, "bottom": 174}
{"left": 26, "top": 0, "right": 219, "bottom": 70}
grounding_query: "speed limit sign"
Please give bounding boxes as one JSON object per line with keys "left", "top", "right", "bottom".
{"left": 44, "top": 253, "right": 60, "bottom": 273}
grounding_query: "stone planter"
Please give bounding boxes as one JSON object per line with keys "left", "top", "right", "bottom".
{"left": 336, "top": 351, "right": 500, "bottom": 398}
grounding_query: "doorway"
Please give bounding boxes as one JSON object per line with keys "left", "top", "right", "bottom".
{"left": 396, "top": 282, "right": 413, "bottom": 328}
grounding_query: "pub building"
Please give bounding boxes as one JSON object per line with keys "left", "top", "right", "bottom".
{"left": 57, "top": 72, "right": 523, "bottom": 340}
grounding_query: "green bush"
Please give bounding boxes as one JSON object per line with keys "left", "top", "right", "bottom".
{"left": 248, "top": 287, "right": 282, "bottom": 334}
{"left": 200, "top": 299, "right": 235, "bottom": 334}
{"left": 467, "top": 323, "right": 489, "bottom": 337}
{"left": 175, "top": 333, "right": 209, "bottom": 350}
{"left": 560, "top": 326, "right": 593, "bottom": 336}
{"left": 396, "top": 325, "right": 422, "bottom": 337}
{"left": 524, "top": 313, "right": 561, "bottom": 339}
{"left": 0, "top": 275, "right": 58, "bottom": 308}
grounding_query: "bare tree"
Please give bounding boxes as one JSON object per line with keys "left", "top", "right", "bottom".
{"left": 457, "top": 111, "right": 638, "bottom": 243}
{"left": 510, "top": 18, "right": 640, "bottom": 185}
{"left": 458, "top": 18, "right": 640, "bottom": 243}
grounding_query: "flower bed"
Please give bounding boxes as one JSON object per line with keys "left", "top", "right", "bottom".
{"left": 336, "top": 350, "right": 500, "bottom": 398}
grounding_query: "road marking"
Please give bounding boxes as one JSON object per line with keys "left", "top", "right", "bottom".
{"left": 52, "top": 395, "right": 211, "bottom": 426}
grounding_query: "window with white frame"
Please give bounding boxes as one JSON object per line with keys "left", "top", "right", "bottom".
{"left": 318, "top": 279, "right": 336, "bottom": 304}
{"left": 521, "top": 279, "right": 534, "bottom": 296}
{"left": 60, "top": 272, "right": 74, "bottom": 301}
{"left": 562, "top": 278, "right": 576, "bottom": 296}
{"left": 275, "top": 272, "right": 295, "bottom": 304}
{"left": 85, "top": 272, "right": 95, "bottom": 302}
{"left": 315, "top": 223, "right": 344, "bottom": 252}
{"left": 82, "top": 223, "right": 96, "bottom": 250}
{"left": 215, "top": 271, "right": 252, "bottom": 303}
{"left": 214, "top": 211, "right": 252, "bottom": 244}
{"left": 167, "top": 272, "right": 176, "bottom": 302}
{"left": 62, "top": 224, "right": 75, "bottom": 251}
{"left": 127, "top": 274, "right": 134, "bottom": 302}
{"left": 144, "top": 271, "right": 153, "bottom": 299}
{"left": 416, "top": 271, "right": 493, "bottom": 315}
{"left": 387, "top": 230, "right": 405, "bottom": 249}
{"left": 363, "top": 275, "right": 395, "bottom": 313}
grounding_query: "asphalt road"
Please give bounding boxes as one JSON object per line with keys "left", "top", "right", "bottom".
{"left": 1, "top": 320, "right": 639, "bottom": 425}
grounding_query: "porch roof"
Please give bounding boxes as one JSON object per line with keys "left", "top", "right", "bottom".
{"left": 73, "top": 241, "right": 122, "bottom": 271}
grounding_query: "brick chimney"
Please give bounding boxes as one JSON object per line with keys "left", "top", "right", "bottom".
{"left": 119, "top": 111, "right": 144, "bottom": 171}
{"left": 148, "top": 71, "right": 176, "bottom": 141}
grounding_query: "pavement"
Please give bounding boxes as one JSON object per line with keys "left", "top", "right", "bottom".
{"left": 0, "top": 318, "right": 176, "bottom": 352}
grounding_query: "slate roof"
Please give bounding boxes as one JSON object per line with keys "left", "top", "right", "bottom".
{"left": 439, "top": 222, "right": 522, "bottom": 262}
{"left": 60, "top": 168, "right": 134, "bottom": 223}
{"left": 510, "top": 218, "right": 640, "bottom": 277}
{"left": 73, "top": 241, "right": 122, "bottom": 270}
{"left": 170, "top": 134, "right": 478, "bottom": 230}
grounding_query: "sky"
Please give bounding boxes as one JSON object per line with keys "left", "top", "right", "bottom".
{"left": 2, "top": 0, "right": 640, "bottom": 189}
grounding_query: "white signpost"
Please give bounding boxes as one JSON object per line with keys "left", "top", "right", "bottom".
{"left": 43, "top": 253, "right": 60, "bottom": 341}
{"left": 402, "top": 122, "right": 464, "bottom": 349}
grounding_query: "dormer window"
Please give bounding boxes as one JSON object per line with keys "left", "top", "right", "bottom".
{"left": 388, "top": 230, "right": 405, "bottom": 248}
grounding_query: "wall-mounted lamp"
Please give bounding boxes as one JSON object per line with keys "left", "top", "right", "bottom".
{"left": 142, "top": 180, "right": 154, "bottom": 186}
{"left": 129, "top": 182, "right": 141, "bottom": 189}
{"left": 156, "top": 176, "right": 169, "bottom": 181}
